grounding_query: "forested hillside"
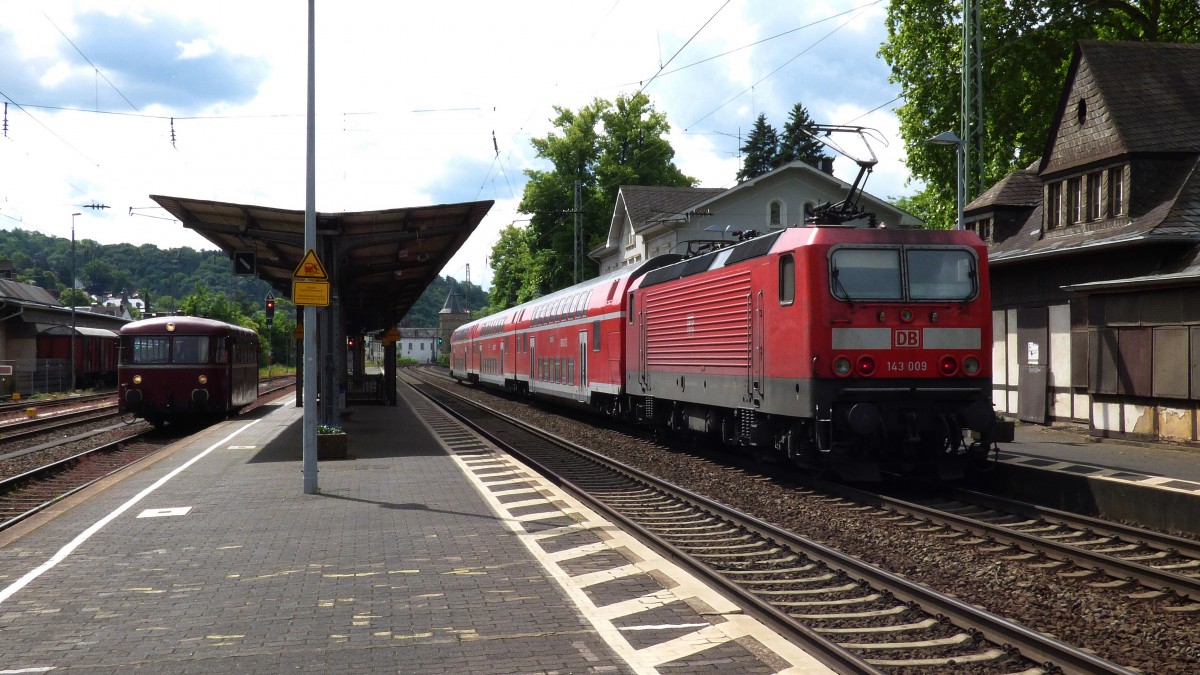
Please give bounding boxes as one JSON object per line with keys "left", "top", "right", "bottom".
{"left": 0, "top": 227, "right": 483, "bottom": 326}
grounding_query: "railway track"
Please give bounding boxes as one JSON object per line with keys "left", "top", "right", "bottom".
{"left": 841, "top": 486, "right": 1200, "bottom": 606}
{"left": 0, "top": 432, "right": 165, "bottom": 531}
{"left": 406, "top": 370, "right": 1136, "bottom": 674}
{"left": 0, "top": 379, "right": 297, "bottom": 533}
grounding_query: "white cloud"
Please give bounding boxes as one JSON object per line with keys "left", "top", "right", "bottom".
{"left": 175, "top": 38, "right": 214, "bottom": 60}
{"left": 0, "top": 0, "right": 916, "bottom": 295}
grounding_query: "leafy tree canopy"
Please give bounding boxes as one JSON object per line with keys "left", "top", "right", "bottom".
{"left": 509, "top": 92, "right": 695, "bottom": 303}
{"left": 880, "top": 0, "right": 1200, "bottom": 229}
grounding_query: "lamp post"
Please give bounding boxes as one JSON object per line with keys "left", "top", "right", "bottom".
{"left": 70, "top": 212, "right": 81, "bottom": 394}
{"left": 929, "top": 131, "right": 964, "bottom": 230}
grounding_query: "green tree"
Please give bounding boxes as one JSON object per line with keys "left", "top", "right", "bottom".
{"left": 776, "top": 103, "right": 829, "bottom": 169}
{"left": 515, "top": 92, "right": 695, "bottom": 299}
{"left": 59, "top": 288, "right": 92, "bottom": 307}
{"left": 179, "top": 285, "right": 244, "bottom": 324}
{"left": 737, "top": 113, "right": 780, "bottom": 181}
{"left": 487, "top": 223, "right": 540, "bottom": 311}
{"left": 880, "top": 0, "right": 1200, "bottom": 230}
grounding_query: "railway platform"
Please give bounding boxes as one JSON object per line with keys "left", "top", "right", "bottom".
{"left": 0, "top": 382, "right": 832, "bottom": 674}
{"left": 986, "top": 422, "right": 1200, "bottom": 536}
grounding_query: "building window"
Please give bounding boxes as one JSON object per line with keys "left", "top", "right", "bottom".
{"left": 972, "top": 218, "right": 992, "bottom": 241}
{"left": 1107, "top": 165, "right": 1125, "bottom": 217}
{"left": 1067, "top": 177, "right": 1083, "bottom": 224}
{"left": 1087, "top": 171, "right": 1102, "bottom": 221}
{"left": 769, "top": 200, "right": 783, "bottom": 229}
{"left": 1046, "top": 182, "right": 1062, "bottom": 229}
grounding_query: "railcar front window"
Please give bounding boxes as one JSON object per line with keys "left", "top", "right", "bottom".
{"left": 907, "top": 249, "right": 976, "bottom": 300}
{"left": 172, "top": 336, "right": 210, "bottom": 364}
{"left": 128, "top": 336, "right": 170, "bottom": 364}
{"left": 829, "top": 248, "right": 901, "bottom": 301}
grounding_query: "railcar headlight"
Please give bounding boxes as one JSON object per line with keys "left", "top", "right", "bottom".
{"left": 132, "top": 374, "right": 142, "bottom": 385}
{"left": 900, "top": 308, "right": 914, "bottom": 323}
{"left": 963, "top": 356, "right": 980, "bottom": 375}
{"left": 856, "top": 355, "right": 876, "bottom": 376}
{"left": 939, "top": 355, "right": 959, "bottom": 376}
{"left": 833, "top": 356, "right": 853, "bottom": 377}
{"left": 198, "top": 374, "right": 208, "bottom": 385}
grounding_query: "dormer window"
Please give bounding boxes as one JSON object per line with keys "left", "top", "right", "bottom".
{"left": 1076, "top": 98, "right": 1087, "bottom": 125}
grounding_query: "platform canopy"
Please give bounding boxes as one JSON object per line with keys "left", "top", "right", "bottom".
{"left": 151, "top": 195, "right": 492, "bottom": 333}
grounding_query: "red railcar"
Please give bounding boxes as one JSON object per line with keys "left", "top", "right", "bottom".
{"left": 452, "top": 225, "right": 996, "bottom": 480}
{"left": 36, "top": 326, "right": 120, "bottom": 388}
{"left": 118, "top": 316, "right": 259, "bottom": 427}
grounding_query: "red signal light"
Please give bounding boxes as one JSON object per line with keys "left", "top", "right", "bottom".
{"left": 939, "top": 355, "right": 958, "bottom": 376}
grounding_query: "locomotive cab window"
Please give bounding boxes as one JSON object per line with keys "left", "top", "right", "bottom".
{"left": 906, "top": 248, "right": 977, "bottom": 301}
{"left": 829, "top": 248, "right": 902, "bottom": 301}
{"left": 778, "top": 254, "right": 795, "bottom": 305}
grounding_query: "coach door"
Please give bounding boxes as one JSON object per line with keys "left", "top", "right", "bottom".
{"left": 1017, "top": 307, "right": 1048, "bottom": 424}
{"left": 577, "top": 330, "right": 588, "bottom": 402}
{"left": 529, "top": 337, "right": 536, "bottom": 391}
{"left": 499, "top": 338, "right": 506, "bottom": 377}
{"left": 747, "top": 291, "right": 764, "bottom": 401}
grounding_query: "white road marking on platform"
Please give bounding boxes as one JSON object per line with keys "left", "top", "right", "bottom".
{"left": 0, "top": 421, "right": 260, "bottom": 607}
{"left": 137, "top": 507, "right": 192, "bottom": 518}
{"left": 430, "top": 429, "right": 835, "bottom": 674}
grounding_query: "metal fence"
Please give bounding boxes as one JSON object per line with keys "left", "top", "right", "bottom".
{"left": 1, "top": 359, "right": 71, "bottom": 399}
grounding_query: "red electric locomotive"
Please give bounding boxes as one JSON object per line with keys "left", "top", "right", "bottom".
{"left": 625, "top": 226, "right": 994, "bottom": 480}
{"left": 118, "top": 316, "right": 260, "bottom": 427}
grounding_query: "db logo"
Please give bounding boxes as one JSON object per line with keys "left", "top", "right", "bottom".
{"left": 893, "top": 328, "right": 921, "bottom": 348}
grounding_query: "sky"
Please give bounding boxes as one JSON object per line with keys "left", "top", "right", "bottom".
{"left": 0, "top": 0, "right": 918, "bottom": 292}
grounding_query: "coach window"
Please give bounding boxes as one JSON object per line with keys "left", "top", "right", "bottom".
{"left": 173, "top": 336, "right": 210, "bottom": 364}
{"left": 778, "top": 254, "right": 795, "bottom": 305}
{"left": 130, "top": 336, "right": 170, "bottom": 364}
{"left": 593, "top": 320, "right": 601, "bottom": 351}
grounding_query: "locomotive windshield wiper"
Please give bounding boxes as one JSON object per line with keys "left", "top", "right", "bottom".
{"left": 831, "top": 266, "right": 854, "bottom": 304}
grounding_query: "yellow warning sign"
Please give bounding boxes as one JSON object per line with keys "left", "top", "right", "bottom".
{"left": 293, "top": 249, "right": 328, "bottom": 279}
{"left": 293, "top": 279, "right": 331, "bottom": 306}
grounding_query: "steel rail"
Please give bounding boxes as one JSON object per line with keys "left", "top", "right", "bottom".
{"left": 409, "top": 372, "right": 1136, "bottom": 675}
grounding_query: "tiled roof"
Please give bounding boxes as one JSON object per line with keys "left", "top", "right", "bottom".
{"left": 0, "top": 279, "right": 61, "bottom": 305}
{"left": 619, "top": 186, "right": 724, "bottom": 228}
{"left": 965, "top": 162, "right": 1041, "bottom": 212}
{"left": 1043, "top": 41, "right": 1200, "bottom": 175}
{"left": 1087, "top": 41, "right": 1200, "bottom": 155}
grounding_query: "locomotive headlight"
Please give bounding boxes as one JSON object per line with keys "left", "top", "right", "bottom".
{"left": 963, "top": 356, "right": 981, "bottom": 375}
{"left": 939, "top": 355, "right": 959, "bottom": 376}
{"left": 856, "top": 355, "right": 876, "bottom": 376}
{"left": 833, "top": 356, "right": 853, "bottom": 377}
{"left": 197, "top": 374, "right": 208, "bottom": 385}
{"left": 132, "top": 374, "right": 142, "bottom": 385}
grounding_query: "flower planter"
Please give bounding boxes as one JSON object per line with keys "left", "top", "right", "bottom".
{"left": 317, "top": 433, "right": 348, "bottom": 460}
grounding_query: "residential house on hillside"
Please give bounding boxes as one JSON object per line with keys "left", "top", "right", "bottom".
{"left": 591, "top": 160, "right": 921, "bottom": 274}
{"left": 963, "top": 40, "right": 1200, "bottom": 442}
